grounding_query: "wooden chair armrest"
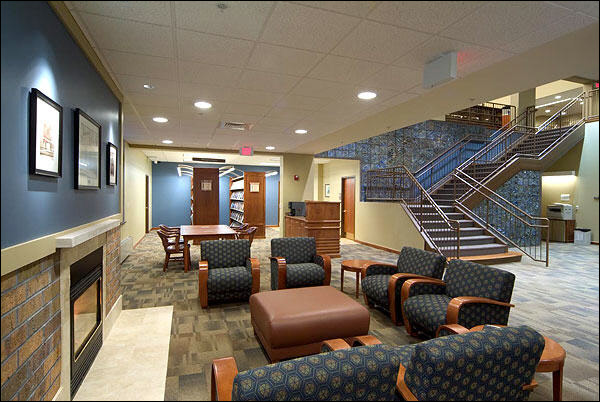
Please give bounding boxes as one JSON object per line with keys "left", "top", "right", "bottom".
{"left": 435, "top": 324, "right": 470, "bottom": 337}
{"left": 199, "top": 261, "right": 209, "bottom": 308}
{"left": 388, "top": 274, "right": 431, "bottom": 324}
{"left": 211, "top": 357, "right": 238, "bottom": 401}
{"left": 522, "top": 379, "right": 538, "bottom": 392}
{"left": 321, "top": 338, "right": 351, "bottom": 352}
{"left": 446, "top": 296, "right": 515, "bottom": 325}
{"left": 396, "top": 364, "right": 418, "bottom": 401}
{"left": 270, "top": 257, "right": 287, "bottom": 290}
{"left": 317, "top": 254, "right": 331, "bottom": 285}
{"left": 248, "top": 258, "right": 260, "bottom": 294}
{"left": 360, "top": 262, "right": 398, "bottom": 279}
{"left": 345, "top": 335, "right": 382, "bottom": 347}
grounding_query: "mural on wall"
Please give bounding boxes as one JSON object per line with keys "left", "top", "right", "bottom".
{"left": 473, "top": 170, "right": 542, "bottom": 247}
{"left": 316, "top": 120, "right": 496, "bottom": 200}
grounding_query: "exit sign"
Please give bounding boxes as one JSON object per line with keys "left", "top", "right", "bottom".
{"left": 239, "top": 146, "right": 253, "bottom": 156}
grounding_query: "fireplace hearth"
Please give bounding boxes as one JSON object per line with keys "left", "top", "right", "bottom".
{"left": 70, "top": 247, "right": 103, "bottom": 398}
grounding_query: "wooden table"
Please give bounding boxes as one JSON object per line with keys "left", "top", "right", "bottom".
{"left": 180, "top": 225, "right": 237, "bottom": 272}
{"left": 341, "top": 260, "right": 378, "bottom": 298}
{"left": 471, "top": 325, "right": 566, "bottom": 401}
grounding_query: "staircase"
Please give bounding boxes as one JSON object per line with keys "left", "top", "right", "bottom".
{"left": 365, "top": 89, "right": 598, "bottom": 265}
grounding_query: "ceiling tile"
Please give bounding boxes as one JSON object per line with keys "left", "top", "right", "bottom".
{"left": 225, "top": 102, "right": 271, "bottom": 116}
{"left": 177, "top": 29, "right": 254, "bottom": 66}
{"left": 380, "top": 92, "right": 420, "bottom": 107}
{"left": 104, "top": 50, "right": 177, "bottom": 80}
{"left": 114, "top": 74, "right": 178, "bottom": 96}
{"left": 550, "top": 1, "right": 599, "bottom": 18}
{"left": 70, "top": 1, "right": 172, "bottom": 26}
{"left": 275, "top": 94, "right": 332, "bottom": 111}
{"left": 291, "top": 1, "right": 378, "bottom": 17}
{"left": 291, "top": 78, "right": 355, "bottom": 99}
{"left": 360, "top": 65, "right": 423, "bottom": 92}
{"left": 257, "top": 116, "right": 298, "bottom": 129}
{"left": 332, "top": 20, "right": 431, "bottom": 64}
{"left": 368, "top": 1, "right": 485, "bottom": 33}
{"left": 175, "top": 1, "right": 274, "bottom": 40}
{"left": 228, "top": 88, "right": 284, "bottom": 106}
{"left": 178, "top": 61, "right": 242, "bottom": 87}
{"left": 260, "top": 2, "right": 360, "bottom": 52}
{"left": 128, "top": 92, "right": 179, "bottom": 108}
{"left": 393, "top": 36, "right": 489, "bottom": 70}
{"left": 266, "top": 107, "right": 312, "bottom": 120}
{"left": 237, "top": 70, "right": 301, "bottom": 93}
{"left": 440, "top": 1, "right": 573, "bottom": 48}
{"left": 79, "top": 12, "right": 173, "bottom": 57}
{"left": 308, "top": 55, "right": 385, "bottom": 83}
{"left": 457, "top": 48, "right": 513, "bottom": 77}
{"left": 179, "top": 82, "right": 234, "bottom": 102}
{"left": 246, "top": 43, "right": 324, "bottom": 76}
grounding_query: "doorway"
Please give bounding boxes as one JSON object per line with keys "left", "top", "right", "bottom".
{"left": 341, "top": 177, "right": 355, "bottom": 240}
{"left": 145, "top": 175, "right": 149, "bottom": 233}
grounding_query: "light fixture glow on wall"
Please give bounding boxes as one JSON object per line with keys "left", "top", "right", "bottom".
{"left": 265, "top": 171, "right": 278, "bottom": 177}
{"left": 357, "top": 91, "right": 377, "bottom": 100}
{"left": 194, "top": 101, "right": 212, "bottom": 109}
{"left": 265, "top": 146, "right": 275, "bottom": 150}
{"left": 219, "top": 167, "right": 235, "bottom": 177}
{"left": 143, "top": 84, "right": 155, "bottom": 89}
{"left": 544, "top": 109, "right": 551, "bottom": 113}
{"left": 153, "top": 117, "right": 168, "bottom": 123}
{"left": 554, "top": 95, "right": 561, "bottom": 99}
{"left": 294, "top": 129, "right": 308, "bottom": 134}
{"left": 162, "top": 139, "right": 173, "bottom": 144}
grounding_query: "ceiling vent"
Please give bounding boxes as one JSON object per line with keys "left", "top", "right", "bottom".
{"left": 219, "top": 121, "right": 253, "bottom": 131}
{"left": 192, "top": 157, "right": 226, "bottom": 163}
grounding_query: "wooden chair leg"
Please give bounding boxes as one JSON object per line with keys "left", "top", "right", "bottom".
{"left": 163, "top": 253, "right": 170, "bottom": 272}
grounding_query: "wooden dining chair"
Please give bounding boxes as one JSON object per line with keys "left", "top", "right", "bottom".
{"left": 157, "top": 229, "right": 190, "bottom": 272}
{"left": 236, "top": 226, "right": 257, "bottom": 247}
{"left": 231, "top": 222, "right": 249, "bottom": 233}
{"left": 159, "top": 224, "right": 184, "bottom": 246}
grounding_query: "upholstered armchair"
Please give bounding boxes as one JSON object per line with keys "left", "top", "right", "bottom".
{"left": 401, "top": 259, "right": 516, "bottom": 338}
{"left": 270, "top": 237, "right": 331, "bottom": 290}
{"left": 198, "top": 239, "right": 259, "bottom": 308}
{"left": 361, "top": 247, "right": 446, "bottom": 325}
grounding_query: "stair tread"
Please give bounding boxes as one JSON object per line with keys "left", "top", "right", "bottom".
{"left": 441, "top": 243, "right": 505, "bottom": 250}
{"left": 431, "top": 235, "right": 494, "bottom": 241}
{"left": 447, "top": 251, "right": 523, "bottom": 265}
{"left": 428, "top": 227, "right": 483, "bottom": 232}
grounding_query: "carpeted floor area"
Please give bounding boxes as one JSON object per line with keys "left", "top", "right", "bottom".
{"left": 120, "top": 227, "right": 599, "bottom": 401}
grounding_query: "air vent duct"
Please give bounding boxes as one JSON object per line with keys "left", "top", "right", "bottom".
{"left": 192, "top": 157, "right": 226, "bottom": 163}
{"left": 219, "top": 121, "right": 253, "bottom": 131}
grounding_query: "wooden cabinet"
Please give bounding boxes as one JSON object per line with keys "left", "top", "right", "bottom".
{"left": 285, "top": 201, "right": 341, "bottom": 257}
{"left": 229, "top": 172, "right": 266, "bottom": 238}
{"left": 547, "top": 219, "right": 575, "bottom": 242}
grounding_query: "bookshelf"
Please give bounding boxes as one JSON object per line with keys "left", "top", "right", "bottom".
{"left": 229, "top": 172, "right": 265, "bottom": 238}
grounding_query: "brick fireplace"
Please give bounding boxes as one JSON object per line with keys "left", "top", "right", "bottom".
{"left": 1, "top": 223, "right": 121, "bottom": 401}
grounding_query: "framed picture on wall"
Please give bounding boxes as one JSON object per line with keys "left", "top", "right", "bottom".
{"left": 75, "top": 109, "right": 101, "bottom": 189}
{"left": 107, "top": 142, "right": 118, "bottom": 186}
{"left": 325, "top": 184, "right": 331, "bottom": 197}
{"left": 29, "top": 88, "right": 63, "bottom": 177}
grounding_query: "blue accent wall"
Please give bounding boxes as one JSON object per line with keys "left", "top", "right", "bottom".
{"left": 152, "top": 163, "right": 280, "bottom": 227}
{"left": 1, "top": 2, "right": 121, "bottom": 248}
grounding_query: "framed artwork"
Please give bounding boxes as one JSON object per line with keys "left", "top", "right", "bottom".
{"left": 29, "top": 88, "right": 63, "bottom": 177}
{"left": 201, "top": 180, "right": 212, "bottom": 191}
{"left": 75, "top": 109, "right": 101, "bottom": 189}
{"left": 107, "top": 142, "right": 118, "bottom": 186}
{"left": 325, "top": 184, "right": 331, "bottom": 197}
{"left": 250, "top": 182, "right": 260, "bottom": 192}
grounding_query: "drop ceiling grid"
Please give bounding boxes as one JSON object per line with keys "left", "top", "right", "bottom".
{"left": 65, "top": 1, "right": 599, "bottom": 152}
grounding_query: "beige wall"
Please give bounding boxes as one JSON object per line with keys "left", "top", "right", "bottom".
{"left": 280, "top": 153, "right": 314, "bottom": 236}
{"left": 317, "top": 159, "right": 423, "bottom": 252}
{"left": 121, "top": 142, "right": 152, "bottom": 246}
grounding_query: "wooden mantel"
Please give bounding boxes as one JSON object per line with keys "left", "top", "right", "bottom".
{"left": 285, "top": 200, "right": 341, "bottom": 257}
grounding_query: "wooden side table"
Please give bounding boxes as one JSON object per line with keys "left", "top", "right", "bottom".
{"left": 340, "top": 260, "right": 377, "bottom": 298}
{"left": 471, "top": 325, "right": 566, "bottom": 401}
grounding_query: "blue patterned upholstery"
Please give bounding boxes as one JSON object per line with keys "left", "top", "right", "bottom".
{"left": 201, "top": 239, "right": 250, "bottom": 269}
{"left": 271, "top": 237, "right": 316, "bottom": 264}
{"left": 362, "top": 247, "right": 446, "bottom": 323}
{"left": 286, "top": 263, "right": 325, "bottom": 288}
{"left": 403, "top": 326, "right": 545, "bottom": 401}
{"left": 403, "top": 260, "right": 515, "bottom": 337}
{"left": 232, "top": 344, "right": 410, "bottom": 401}
{"left": 445, "top": 259, "right": 515, "bottom": 302}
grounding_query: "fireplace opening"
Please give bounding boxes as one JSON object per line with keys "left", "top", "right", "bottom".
{"left": 70, "top": 247, "right": 103, "bottom": 398}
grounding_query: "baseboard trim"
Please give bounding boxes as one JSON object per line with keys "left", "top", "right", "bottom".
{"left": 353, "top": 239, "right": 401, "bottom": 254}
{"left": 133, "top": 235, "right": 145, "bottom": 249}
{"left": 266, "top": 225, "right": 280, "bottom": 227}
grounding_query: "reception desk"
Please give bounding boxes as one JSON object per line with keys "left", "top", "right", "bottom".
{"left": 285, "top": 201, "right": 341, "bottom": 257}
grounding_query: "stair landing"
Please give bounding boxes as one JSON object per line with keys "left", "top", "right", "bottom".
{"left": 447, "top": 251, "right": 522, "bottom": 265}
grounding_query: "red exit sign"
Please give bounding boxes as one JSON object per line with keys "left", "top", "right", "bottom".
{"left": 239, "top": 146, "right": 253, "bottom": 156}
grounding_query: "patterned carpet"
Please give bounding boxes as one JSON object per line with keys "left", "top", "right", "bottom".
{"left": 121, "top": 228, "right": 599, "bottom": 401}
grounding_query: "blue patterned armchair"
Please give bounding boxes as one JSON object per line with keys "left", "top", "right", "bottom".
{"left": 361, "top": 247, "right": 446, "bottom": 325}
{"left": 211, "top": 326, "right": 544, "bottom": 401}
{"left": 198, "top": 239, "right": 259, "bottom": 308}
{"left": 401, "top": 259, "right": 516, "bottom": 338}
{"left": 270, "top": 237, "right": 331, "bottom": 290}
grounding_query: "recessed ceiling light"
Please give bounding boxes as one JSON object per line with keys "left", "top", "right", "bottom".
{"left": 194, "top": 101, "right": 212, "bottom": 109}
{"left": 555, "top": 95, "right": 562, "bottom": 99}
{"left": 265, "top": 146, "right": 275, "bottom": 150}
{"left": 162, "top": 139, "right": 173, "bottom": 144}
{"left": 579, "top": 101, "right": 584, "bottom": 105}
{"left": 153, "top": 116, "right": 168, "bottom": 123}
{"left": 143, "top": 84, "right": 155, "bottom": 90}
{"left": 294, "top": 129, "right": 308, "bottom": 134}
{"left": 561, "top": 111, "right": 567, "bottom": 115}
{"left": 544, "top": 109, "right": 551, "bottom": 113}
{"left": 357, "top": 91, "right": 377, "bottom": 100}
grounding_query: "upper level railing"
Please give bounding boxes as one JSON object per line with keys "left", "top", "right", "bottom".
{"left": 446, "top": 102, "right": 516, "bottom": 129}
{"left": 365, "top": 165, "right": 461, "bottom": 258}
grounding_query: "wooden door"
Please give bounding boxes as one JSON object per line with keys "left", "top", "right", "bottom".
{"left": 145, "top": 175, "right": 149, "bottom": 233}
{"left": 192, "top": 168, "right": 219, "bottom": 225}
{"left": 341, "top": 177, "right": 355, "bottom": 239}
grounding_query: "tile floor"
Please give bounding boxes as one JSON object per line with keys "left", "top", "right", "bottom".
{"left": 74, "top": 306, "right": 173, "bottom": 401}
{"left": 118, "top": 228, "right": 599, "bottom": 401}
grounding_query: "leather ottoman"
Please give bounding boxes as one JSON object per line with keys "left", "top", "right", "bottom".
{"left": 250, "top": 286, "right": 370, "bottom": 362}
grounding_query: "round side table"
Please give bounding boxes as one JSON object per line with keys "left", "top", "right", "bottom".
{"left": 471, "top": 325, "right": 566, "bottom": 401}
{"left": 340, "top": 260, "right": 377, "bottom": 298}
